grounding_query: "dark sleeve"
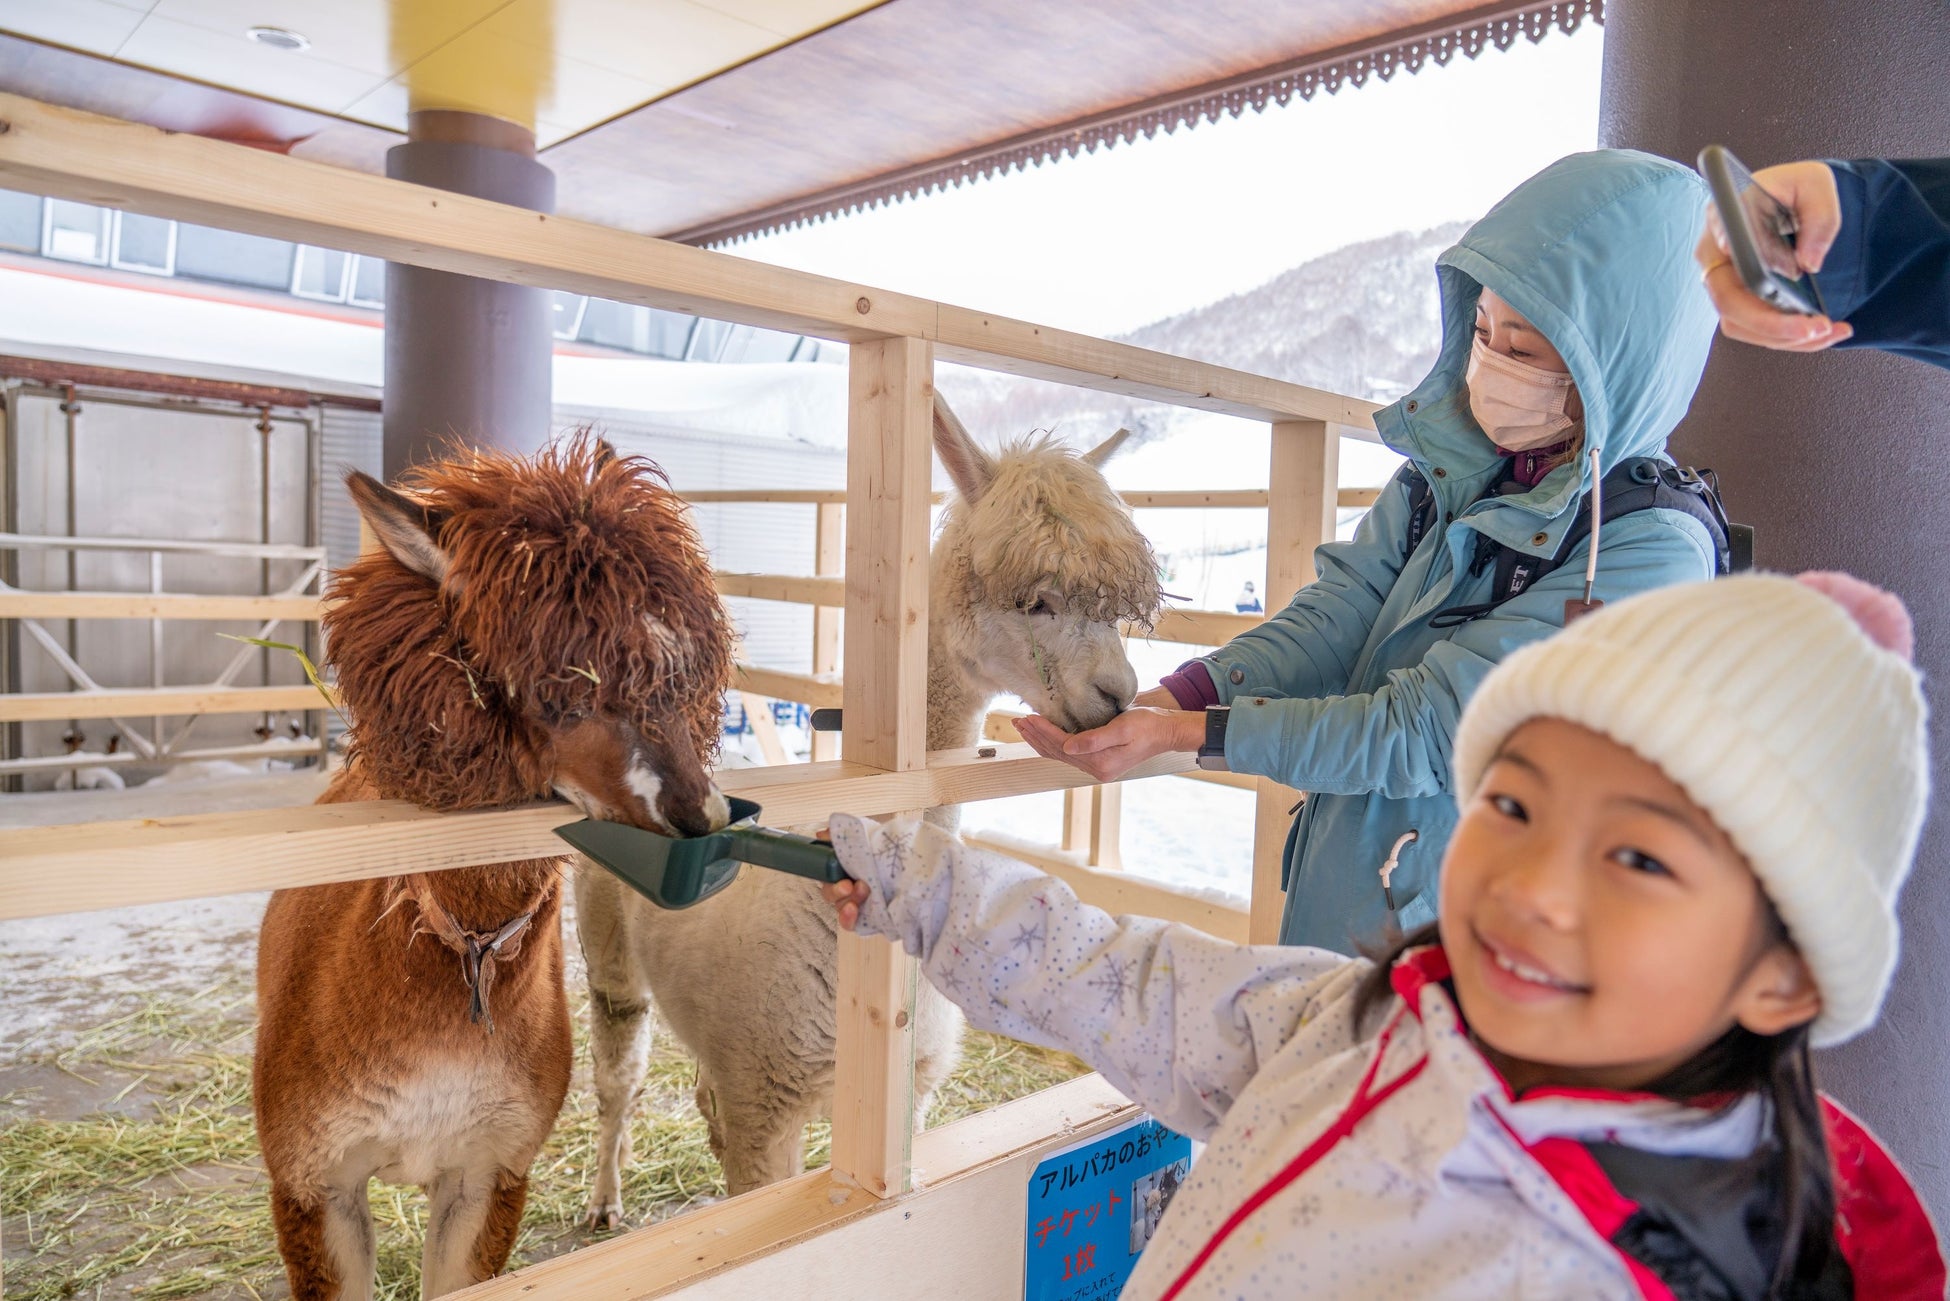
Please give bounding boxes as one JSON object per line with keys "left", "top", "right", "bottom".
{"left": 1815, "top": 159, "right": 1950, "bottom": 369}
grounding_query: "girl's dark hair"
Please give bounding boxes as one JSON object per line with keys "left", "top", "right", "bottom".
{"left": 1352, "top": 918, "right": 1839, "bottom": 1296}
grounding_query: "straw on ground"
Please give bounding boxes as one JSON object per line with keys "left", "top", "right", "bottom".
{"left": 0, "top": 972, "right": 1085, "bottom": 1299}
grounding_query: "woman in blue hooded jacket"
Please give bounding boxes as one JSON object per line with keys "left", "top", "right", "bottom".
{"left": 1017, "top": 150, "right": 1724, "bottom": 952}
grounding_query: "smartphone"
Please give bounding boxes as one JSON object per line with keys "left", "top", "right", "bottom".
{"left": 1697, "top": 145, "right": 1828, "bottom": 317}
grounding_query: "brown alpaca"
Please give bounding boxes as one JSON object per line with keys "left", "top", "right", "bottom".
{"left": 253, "top": 436, "right": 734, "bottom": 1300}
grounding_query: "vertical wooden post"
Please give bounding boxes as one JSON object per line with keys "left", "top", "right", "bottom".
{"left": 831, "top": 336, "right": 933, "bottom": 1199}
{"left": 1091, "top": 781, "right": 1123, "bottom": 869}
{"left": 1249, "top": 420, "right": 1340, "bottom": 944}
{"left": 1060, "top": 786, "right": 1095, "bottom": 855}
{"left": 810, "top": 501, "right": 844, "bottom": 762}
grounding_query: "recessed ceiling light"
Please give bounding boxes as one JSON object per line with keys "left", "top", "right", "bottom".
{"left": 246, "top": 26, "right": 310, "bottom": 52}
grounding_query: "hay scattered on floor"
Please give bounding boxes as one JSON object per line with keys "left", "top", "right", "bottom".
{"left": 1, "top": 973, "right": 1086, "bottom": 1299}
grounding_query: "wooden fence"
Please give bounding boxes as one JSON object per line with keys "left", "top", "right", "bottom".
{"left": 0, "top": 91, "right": 1381, "bottom": 1300}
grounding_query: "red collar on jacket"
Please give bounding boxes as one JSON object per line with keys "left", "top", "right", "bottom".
{"left": 1388, "top": 943, "right": 1945, "bottom": 1294}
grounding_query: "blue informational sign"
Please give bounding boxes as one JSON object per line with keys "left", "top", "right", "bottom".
{"left": 1023, "top": 1115, "right": 1194, "bottom": 1301}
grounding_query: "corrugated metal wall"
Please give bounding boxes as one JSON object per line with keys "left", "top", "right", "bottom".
{"left": 4, "top": 386, "right": 320, "bottom": 787}
{"left": 319, "top": 404, "right": 383, "bottom": 577}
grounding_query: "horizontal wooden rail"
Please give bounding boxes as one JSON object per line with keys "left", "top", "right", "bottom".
{"left": 735, "top": 664, "right": 844, "bottom": 711}
{"left": 1135, "top": 608, "right": 1264, "bottom": 646}
{"left": 980, "top": 710, "right": 1257, "bottom": 788}
{"left": 0, "top": 94, "right": 1380, "bottom": 432}
{"left": 0, "top": 532, "right": 328, "bottom": 561}
{"left": 0, "top": 742, "right": 1196, "bottom": 921}
{"left": 963, "top": 834, "right": 1248, "bottom": 942}
{"left": 0, "top": 739, "right": 323, "bottom": 774}
{"left": 0, "top": 684, "right": 332, "bottom": 723}
{"left": 715, "top": 572, "right": 846, "bottom": 606}
{"left": 0, "top": 590, "right": 325, "bottom": 620}
{"left": 682, "top": 488, "right": 1382, "bottom": 509}
{"left": 714, "top": 579, "right": 1263, "bottom": 649}
{"left": 455, "top": 1074, "right": 1136, "bottom": 1301}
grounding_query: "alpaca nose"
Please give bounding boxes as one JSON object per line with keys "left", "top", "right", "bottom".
{"left": 1096, "top": 686, "right": 1126, "bottom": 718}
{"left": 665, "top": 801, "right": 715, "bottom": 839}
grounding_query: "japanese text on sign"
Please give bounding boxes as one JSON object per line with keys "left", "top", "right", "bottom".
{"left": 1024, "top": 1116, "right": 1192, "bottom": 1301}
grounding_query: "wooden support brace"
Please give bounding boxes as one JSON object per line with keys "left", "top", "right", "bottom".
{"left": 1091, "top": 780, "right": 1124, "bottom": 870}
{"left": 0, "top": 743, "right": 1202, "bottom": 923}
{"left": 0, "top": 590, "right": 323, "bottom": 621}
{"left": 810, "top": 501, "right": 844, "bottom": 762}
{"left": 715, "top": 572, "right": 846, "bottom": 606}
{"left": 0, "top": 94, "right": 1383, "bottom": 429}
{"left": 1249, "top": 420, "right": 1340, "bottom": 944}
{"left": 0, "top": 684, "right": 331, "bottom": 723}
{"left": 831, "top": 336, "right": 933, "bottom": 1200}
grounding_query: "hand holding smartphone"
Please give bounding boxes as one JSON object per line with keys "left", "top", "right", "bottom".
{"left": 1697, "top": 145, "right": 1829, "bottom": 317}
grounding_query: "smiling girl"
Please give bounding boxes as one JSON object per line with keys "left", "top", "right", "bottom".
{"left": 823, "top": 572, "right": 1942, "bottom": 1298}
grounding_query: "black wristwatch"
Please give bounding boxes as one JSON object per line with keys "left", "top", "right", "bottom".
{"left": 1196, "top": 706, "right": 1230, "bottom": 771}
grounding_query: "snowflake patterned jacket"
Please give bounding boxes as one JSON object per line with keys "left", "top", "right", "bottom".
{"left": 828, "top": 814, "right": 1945, "bottom": 1301}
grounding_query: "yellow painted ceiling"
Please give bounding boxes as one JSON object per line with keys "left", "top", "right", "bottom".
{"left": 0, "top": 0, "right": 883, "bottom": 144}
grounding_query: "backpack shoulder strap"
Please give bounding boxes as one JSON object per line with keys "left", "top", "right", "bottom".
{"left": 1429, "top": 459, "right": 1747, "bottom": 627}
{"left": 1396, "top": 461, "right": 1441, "bottom": 558}
{"left": 1555, "top": 458, "right": 1737, "bottom": 579}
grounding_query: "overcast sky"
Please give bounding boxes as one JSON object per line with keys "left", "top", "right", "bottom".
{"left": 736, "top": 21, "right": 1606, "bottom": 338}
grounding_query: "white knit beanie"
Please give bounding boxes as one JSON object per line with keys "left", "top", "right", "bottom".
{"left": 1451, "top": 572, "right": 1929, "bottom": 1046}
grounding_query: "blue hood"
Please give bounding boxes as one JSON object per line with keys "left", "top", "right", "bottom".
{"left": 1375, "top": 149, "right": 1719, "bottom": 555}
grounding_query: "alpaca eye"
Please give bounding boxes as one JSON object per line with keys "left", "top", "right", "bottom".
{"left": 1024, "top": 598, "right": 1049, "bottom": 616}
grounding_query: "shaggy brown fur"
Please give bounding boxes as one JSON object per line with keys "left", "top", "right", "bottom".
{"left": 255, "top": 434, "right": 734, "bottom": 1300}
{"left": 326, "top": 435, "right": 731, "bottom": 811}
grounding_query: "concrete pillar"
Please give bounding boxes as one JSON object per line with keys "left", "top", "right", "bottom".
{"left": 1600, "top": 0, "right": 1950, "bottom": 1216}
{"left": 382, "top": 110, "right": 556, "bottom": 481}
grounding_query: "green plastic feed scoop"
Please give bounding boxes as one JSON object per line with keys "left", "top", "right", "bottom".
{"left": 555, "top": 796, "right": 846, "bottom": 910}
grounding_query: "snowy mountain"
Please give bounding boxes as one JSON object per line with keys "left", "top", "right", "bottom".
{"left": 937, "top": 220, "right": 1468, "bottom": 445}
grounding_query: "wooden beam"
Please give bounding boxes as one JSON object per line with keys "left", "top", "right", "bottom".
{"left": 931, "top": 303, "right": 1377, "bottom": 427}
{"left": 715, "top": 572, "right": 846, "bottom": 607}
{"left": 684, "top": 489, "right": 851, "bottom": 504}
{"left": 832, "top": 337, "right": 934, "bottom": 1201}
{"left": 452, "top": 1074, "right": 1136, "bottom": 1301}
{"left": 1060, "top": 784, "right": 1096, "bottom": 856}
{"left": 0, "top": 590, "right": 324, "bottom": 621}
{"left": 1249, "top": 420, "right": 1340, "bottom": 944}
{"left": 962, "top": 835, "right": 1248, "bottom": 943}
{"left": 0, "top": 743, "right": 1196, "bottom": 922}
{"left": 734, "top": 664, "right": 844, "bottom": 711}
{"left": 1178, "top": 765, "right": 1259, "bottom": 790}
{"left": 683, "top": 487, "right": 1377, "bottom": 509}
{"left": 840, "top": 340, "right": 933, "bottom": 775}
{"left": 0, "top": 95, "right": 1380, "bottom": 431}
{"left": 1130, "top": 608, "right": 1263, "bottom": 647}
{"left": 1119, "top": 489, "right": 1270, "bottom": 509}
{"left": 1091, "top": 780, "right": 1124, "bottom": 871}
{"left": 0, "top": 684, "right": 331, "bottom": 723}
{"left": 810, "top": 502, "right": 845, "bottom": 762}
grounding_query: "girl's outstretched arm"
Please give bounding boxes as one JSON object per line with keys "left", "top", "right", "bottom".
{"left": 826, "top": 813, "right": 1365, "bottom": 1142}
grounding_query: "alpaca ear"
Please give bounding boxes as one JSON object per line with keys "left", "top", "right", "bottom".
{"left": 932, "top": 393, "right": 995, "bottom": 502}
{"left": 1081, "top": 427, "right": 1132, "bottom": 469}
{"left": 346, "top": 471, "right": 452, "bottom": 586}
{"left": 593, "top": 437, "right": 619, "bottom": 470}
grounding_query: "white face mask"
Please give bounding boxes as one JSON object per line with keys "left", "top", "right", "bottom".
{"left": 1465, "top": 335, "right": 1579, "bottom": 451}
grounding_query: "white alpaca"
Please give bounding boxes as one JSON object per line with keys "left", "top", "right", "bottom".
{"left": 571, "top": 397, "right": 1163, "bottom": 1217}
